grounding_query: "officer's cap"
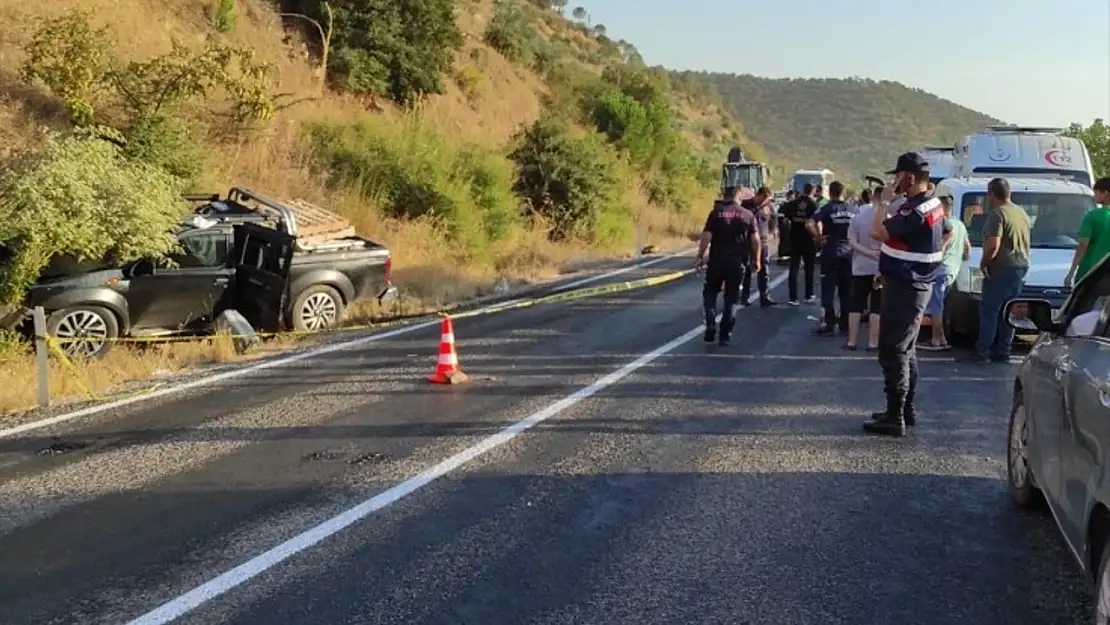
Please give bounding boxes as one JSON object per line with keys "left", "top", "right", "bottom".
{"left": 886, "top": 152, "right": 930, "bottom": 174}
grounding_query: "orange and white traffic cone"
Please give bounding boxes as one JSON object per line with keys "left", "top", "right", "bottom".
{"left": 427, "top": 315, "right": 469, "bottom": 385}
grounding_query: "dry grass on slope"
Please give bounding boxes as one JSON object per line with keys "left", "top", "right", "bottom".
{"left": 0, "top": 0, "right": 706, "bottom": 415}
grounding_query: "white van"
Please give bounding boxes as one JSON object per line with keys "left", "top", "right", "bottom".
{"left": 950, "top": 126, "right": 1095, "bottom": 188}
{"left": 936, "top": 176, "right": 1096, "bottom": 342}
{"left": 920, "top": 146, "right": 955, "bottom": 185}
{"left": 789, "top": 169, "right": 834, "bottom": 194}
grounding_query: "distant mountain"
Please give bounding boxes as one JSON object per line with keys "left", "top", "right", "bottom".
{"left": 673, "top": 72, "right": 1002, "bottom": 181}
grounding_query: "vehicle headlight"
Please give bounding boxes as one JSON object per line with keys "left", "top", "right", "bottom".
{"left": 967, "top": 267, "right": 984, "bottom": 294}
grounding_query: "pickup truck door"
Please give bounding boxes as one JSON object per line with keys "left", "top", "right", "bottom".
{"left": 232, "top": 223, "right": 295, "bottom": 332}
{"left": 126, "top": 229, "right": 233, "bottom": 332}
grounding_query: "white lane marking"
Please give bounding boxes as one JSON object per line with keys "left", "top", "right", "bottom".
{"left": 696, "top": 376, "right": 1011, "bottom": 383}
{"left": 124, "top": 272, "right": 787, "bottom": 624}
{"left": 0, "top": 251, "right": 692, "bottom": 440}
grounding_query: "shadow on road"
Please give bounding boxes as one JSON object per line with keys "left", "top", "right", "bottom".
{"left": 0, "top": 472, "right": 1090, "bottom": 625}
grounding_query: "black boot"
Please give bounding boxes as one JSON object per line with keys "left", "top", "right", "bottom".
{"left": 718, "top": 319, "right": 734, "bottom": 346}
{"left": 704, "top": 325, "right": 717, "bottom": 344}
{"left": 863, "top": 399, "right": 906, "bottom": 437}
{"left": 870, "top": 406, "right": 915, "bottom": 427}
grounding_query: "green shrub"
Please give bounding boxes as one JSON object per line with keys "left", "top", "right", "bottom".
{"left": 509, "top": 114, "right": 630, "bottom": 243}
{"left": 484, "top": 0, "right": 534, "bottom": 63}
{"left": 121, "top": 114, "right": 203, "bottom": 181}
{"left": 589, "top": 88, "right": 673, "bottom": 168}
{"left": 19, "top": 11, "right": 111, "bottom": 125}
{"left": 646, "top": 145, "right": 704, "bottom": 211}
{"left": 542, "top": 61, "right": 603, "bottom": 112}
{"left": 302, "top": 116, "right": 520, "bottom": 258}
{"left": 295, "top": 0, "right": 462, "bottom": 104}
{"left": 213, "top": 0, "right": 237, "bottom": 32}
{"left": 20, "top": 10, "right": 275, "bottom": 166}
{"left": 0, "top": 133, "right": 187, "bottom": 305}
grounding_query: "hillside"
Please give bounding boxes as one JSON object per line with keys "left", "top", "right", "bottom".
{"left": 674, "top": 72, "right": 1001, "bottom": 181}
{"left": 0, "top": 0, "right": 766, "bottom": 412}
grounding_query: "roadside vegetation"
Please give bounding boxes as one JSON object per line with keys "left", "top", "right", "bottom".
{"left": 1065, "top": 119, "right": 1110, "bottom": 178}
{"left": 0, "top": 0, "right": 761, "bottom": 414}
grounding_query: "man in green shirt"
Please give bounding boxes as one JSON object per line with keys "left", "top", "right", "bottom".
{"left": 964, "top": 178, "right": 1030, "bottom": 364}
{"left": 1065, "top": 177, "right": 1110, "bottom": 287}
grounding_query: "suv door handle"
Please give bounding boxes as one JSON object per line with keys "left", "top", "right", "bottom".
{"left": 214, "top": 277, "right": 229, "bottom": 286}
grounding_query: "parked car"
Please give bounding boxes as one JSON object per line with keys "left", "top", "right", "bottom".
{"left": 3, "top": 188, "right": 397, "bottom": 358}
{"left": 1003, "top": 254, "right": 1110, "bottom": 622}
{"left": 939, "top": 176, "right": 1093, "bottom": 345}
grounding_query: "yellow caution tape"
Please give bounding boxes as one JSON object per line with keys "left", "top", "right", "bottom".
{"left": 47, "top": 268, "right": 695, "bottom": 346}
{"left": 45, "top": 335, "right": 100, "bottom": 401}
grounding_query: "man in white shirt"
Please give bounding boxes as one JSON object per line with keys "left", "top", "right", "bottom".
{"left": 845, "top": 188, "right": 884, "bottom": 349}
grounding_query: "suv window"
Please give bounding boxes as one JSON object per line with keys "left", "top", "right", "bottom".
{"left": 172, "top": 231, "right": 229, "bottom": 268}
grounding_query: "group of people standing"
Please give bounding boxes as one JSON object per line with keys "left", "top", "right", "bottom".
{"left": 696, "top": 152, "right": 1020, "bottom": 438}
{"left": 777, "top": 179, "right": 972, "bottom": 353}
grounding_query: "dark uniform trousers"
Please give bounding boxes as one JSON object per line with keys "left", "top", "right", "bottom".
{"left": 878, "top": 277, "right": 933, "bottom": 413}
{"left": 787, "top": 246, "right": 815, "bottom": 301}
{"left": 820, "top": 255, "right": 852, "bottom": 330}
{"left": 703, "top": 262, "right": 744, "bottom": 334}
{"left": 741, "top": 239, "right": 770, "bottom": 301}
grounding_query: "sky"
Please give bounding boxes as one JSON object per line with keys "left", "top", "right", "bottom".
{"left": 574, "top": 0, "right": 1110, "bottom": 128}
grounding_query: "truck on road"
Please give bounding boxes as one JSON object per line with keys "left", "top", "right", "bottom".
{"left": 789, "top": 169, "right": 834, "bottom": 195}
{"left": 3, "top": 188, "right": 397, "bottom": 358}
{"left": 720, "top": 146, "right": 770, "bottom": 201}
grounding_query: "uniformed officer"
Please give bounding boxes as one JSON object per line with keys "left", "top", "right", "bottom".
{"left": 741, "top": 185, "right": 777, "bottom": 307}
{"left": 807, "top": 181, "right": 857, "bottom": 335}
{"left": 778, "top": 184, "right": 820, "bottom": 305}
{"left": 864, "top": 153, "right": 952, "bottom": 437}
{"left": 695, "top": 186, "right": 762, "bottom": 346}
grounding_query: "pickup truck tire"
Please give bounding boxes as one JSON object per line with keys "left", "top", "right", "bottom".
{"left": 47, "top": 305, "right": 119, "bottom": 359}
{"left": 291, "top": 285, "right": 346, "bottom": 333}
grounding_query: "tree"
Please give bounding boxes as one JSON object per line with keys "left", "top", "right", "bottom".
{"left": 510, "top": 114, "right": 626, "bottom": 242}
{"left": 571, "top": 6, "right": 586, "bottom": 20}
{"left": 593, "top": 24, "right": 606, "bottom": 36}
{"left": 1065, "top": 119, "right": 1110, "bottom": 179}
{"left": 319, "top": 0, "right": 462, "bottom": 104}
{"left": 0, "top": 133, "right": 187, "bottom": 306}
{"left": 19, "top": 11, "right": 110, "bottom": 125}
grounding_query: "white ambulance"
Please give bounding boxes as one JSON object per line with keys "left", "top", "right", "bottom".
{"left": 950, "top": 125, "right": 1095, "bottom": 189}
{"left": 920, "top": 146, "right": 955, "bottom": 185}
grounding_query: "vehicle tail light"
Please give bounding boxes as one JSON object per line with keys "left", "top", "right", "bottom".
{"left": 384, "top": 255, "right": 392, "bottom": 283}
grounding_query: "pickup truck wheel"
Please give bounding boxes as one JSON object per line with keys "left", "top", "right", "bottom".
{"left": 292, "top": 285, "right": 346, "bottom": 332}
{"left": 47, "top": 305, "right": 119, "bottom": 359}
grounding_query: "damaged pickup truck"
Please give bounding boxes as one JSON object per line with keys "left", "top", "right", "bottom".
{"left": 1, "top": 188, "right": 397, "bottom": 358}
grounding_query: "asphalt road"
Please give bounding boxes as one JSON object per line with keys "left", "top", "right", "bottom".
{"left": 0, "top": 255, "right": 1093, "bottom": 625}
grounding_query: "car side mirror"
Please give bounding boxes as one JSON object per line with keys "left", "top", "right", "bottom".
{"left": 1005, "top": 298, "right": 1058, "bottom": 333}
{"left": 128, "top": 258, "right": 155, "bottom": 277}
